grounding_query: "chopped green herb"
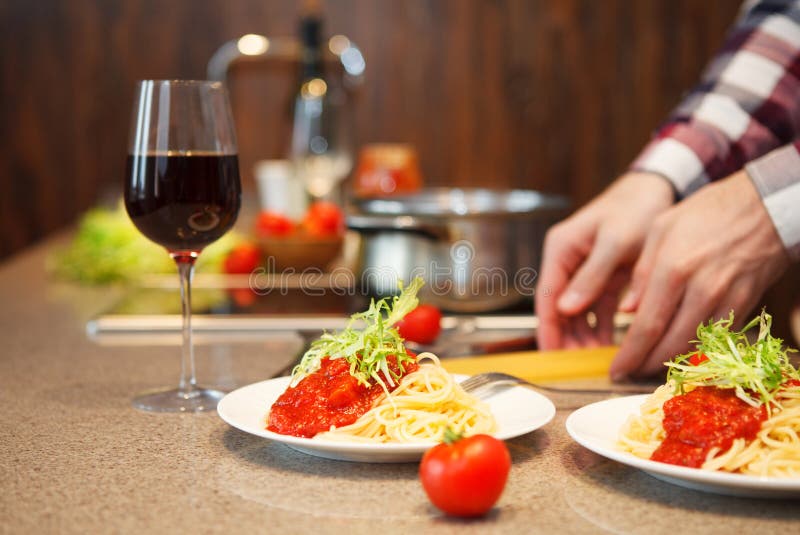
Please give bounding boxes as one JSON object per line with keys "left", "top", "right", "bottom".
{"left": 291, "top": 277, "right": 425, "bottom": 389}
{"left": 666, "top": 310, "right": 799, "bottom": 407}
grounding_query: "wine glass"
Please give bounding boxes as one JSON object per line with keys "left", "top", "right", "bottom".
{"left": 124, "top": 80, "right": 241, "bottom": 412}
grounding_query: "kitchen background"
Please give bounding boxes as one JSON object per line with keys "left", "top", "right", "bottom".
{"left": 6, "top": 0, "right": 798, "bottom": 337}
{"left": 1, "top": 0, "right": 743, "bottom": 258}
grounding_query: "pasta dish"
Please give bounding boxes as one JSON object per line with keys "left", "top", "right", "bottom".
{"left": 618, "top": 311, "right": 800, "bottom": 477}
{"left": 266, "top": 278, "right": 496, "bottom": 442}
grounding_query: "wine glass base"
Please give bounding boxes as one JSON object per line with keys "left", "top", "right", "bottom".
{"left": 132, "top": 387, "right": 225, "bottom": 413}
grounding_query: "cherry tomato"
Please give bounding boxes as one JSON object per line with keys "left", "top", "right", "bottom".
{"left": 228, "top": 287, "right": 257, "bottom": 308}
{"left": 397, "top": 304, "right": 442, "bottom": 345}
{"left": 689, "top": 352, "right": 709, "bottom": 366}
{"left": 419, "top": 429, "right": 511, "bottom": 517}
{"left": 302, "top": 201, "right": 345, "bottom": 238}
{"left": 255, "top": 211, "right": 295, "bottom": 238}
{"left": 223, "top": 243, "right": 262, "bottom": 274}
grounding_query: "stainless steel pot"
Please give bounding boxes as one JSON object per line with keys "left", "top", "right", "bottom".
{"left": 347, "top": 188, "right": 570, "bottom": 312}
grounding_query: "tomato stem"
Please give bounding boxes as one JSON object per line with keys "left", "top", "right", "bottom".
{"left": 442, "top": 427, "right": 463, "bottom": 444}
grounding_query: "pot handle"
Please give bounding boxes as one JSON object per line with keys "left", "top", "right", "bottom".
{"left": 347, "top": 214, "right": 450, "bottom": 241}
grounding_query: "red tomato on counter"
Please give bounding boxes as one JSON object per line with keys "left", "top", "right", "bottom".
{"left": 419, "top": 430, "right": 511, "bottom": 517}
{"left": 397, "top": 304, "right": 442, "bottom": 345}
{"left": 302, "top": 201, "right": 345, "bottom": 238}
{"left": 223, "top": 243, "right": 262, "bottom": 274}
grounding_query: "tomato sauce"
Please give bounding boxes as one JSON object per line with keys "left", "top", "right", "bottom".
{"left": 651, "top": 386, "right": 767, "bottom": 468}
{"left": 267, "top": 355, "right": 418, "bottom": 438}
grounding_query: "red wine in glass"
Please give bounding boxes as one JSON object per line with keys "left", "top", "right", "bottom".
{"left": 124, "top": 152, "right": 241, "bottom": 254}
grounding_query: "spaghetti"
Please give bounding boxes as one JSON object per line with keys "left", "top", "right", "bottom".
{"left": 266, "top": 278, "right": 496, "bottom": 444}
{"left": 617, "top": 311, "right": 800, "bottom": 477}
{"left": 317, "top": 353, "right": 497, "bottom": 443}
{"left": 619, "top": 381, "right": 800, "bottom": 477}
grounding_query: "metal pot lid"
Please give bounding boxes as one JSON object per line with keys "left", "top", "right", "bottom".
{"left": 350, "top": 188, "right": 570, "bottom": 219}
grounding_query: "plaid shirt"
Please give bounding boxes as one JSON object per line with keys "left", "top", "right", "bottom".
{"left": 630, "top": 0, "right": 800, "bottom": 258}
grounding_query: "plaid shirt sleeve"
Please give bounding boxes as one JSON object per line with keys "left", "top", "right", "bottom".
{"left": 746, "top": 142, "right": 800, "bottom": 258}
{"left": 630, "top": 0, "right": 800, "bottom": 256}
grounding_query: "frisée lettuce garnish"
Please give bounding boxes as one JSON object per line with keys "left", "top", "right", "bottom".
{"left": 291, "top": 277, "right": 425, "bottom": 388}
{"left": 666, "top": 310, "right": 799, "bottom": 407}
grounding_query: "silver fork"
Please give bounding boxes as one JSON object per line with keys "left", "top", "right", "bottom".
{"left": 458, "top": 372, "right": 654, "bottom": 395}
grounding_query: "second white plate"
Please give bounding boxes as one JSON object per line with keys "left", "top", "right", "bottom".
{"left": 566, "top": 395, "right": 800, "bottom": 498}
{"left": 218, "top": 374, "right": 556, "bottom": 463}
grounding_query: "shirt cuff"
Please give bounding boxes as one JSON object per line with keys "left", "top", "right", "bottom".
{"left": 629, "top": 134, "right": 710, "bottom": 199}
{"left": 745, "top": 142, "right": 800, "bottom": 260}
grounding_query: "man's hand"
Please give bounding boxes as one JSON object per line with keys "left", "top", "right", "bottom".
{"left": 611, "top": 170, "right": 790, "bottom": 379}
{"left": 536, "top": 172, "right": 674, "bottom": 349}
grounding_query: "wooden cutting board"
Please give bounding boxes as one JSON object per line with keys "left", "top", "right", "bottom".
{"left": 442, "top": 346, "right": 617, "bottom": 382}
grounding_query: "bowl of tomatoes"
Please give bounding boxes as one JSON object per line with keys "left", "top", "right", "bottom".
{"left": 255, "top": 201, "right": 345, "bottom": 271}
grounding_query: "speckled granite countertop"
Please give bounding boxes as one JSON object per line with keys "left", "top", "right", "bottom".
{"left": 2, "top": 236, "right": 800, "bottom": 535}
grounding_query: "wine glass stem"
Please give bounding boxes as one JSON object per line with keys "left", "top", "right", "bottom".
{"left": 175, "top": 256, "right": 197, "bottom": 396}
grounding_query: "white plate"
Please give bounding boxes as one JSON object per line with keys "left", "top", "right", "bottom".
{"left": 566, "top": 395, "right": 800, "bottom": 498}
{"left": 218, "top": 374, "right": 555, "bottom": 463}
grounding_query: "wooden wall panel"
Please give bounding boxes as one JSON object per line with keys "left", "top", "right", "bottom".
{"left": 0, "top": 0, "right": 742, "bottom": 260}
